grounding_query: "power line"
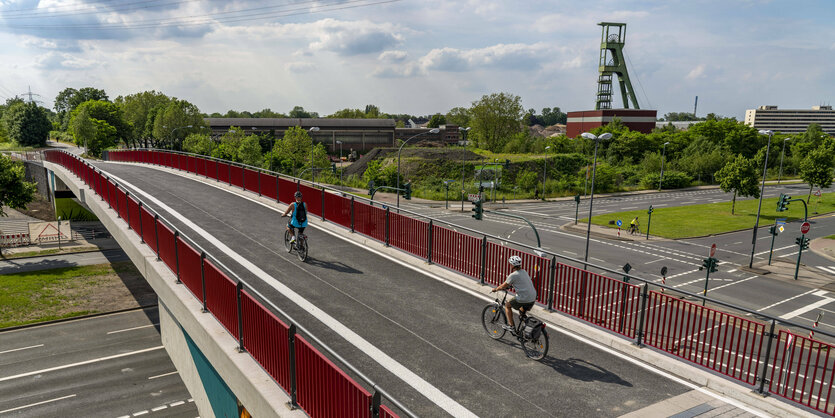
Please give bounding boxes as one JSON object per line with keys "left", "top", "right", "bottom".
{"left": 626, "top": 53, "right": 652, "bottom": 109}
{"left": 0, "top": 0, "right": 200, "bottom": 20}
{"left": 0, "top": 0, "right": 400, "bottom": 30}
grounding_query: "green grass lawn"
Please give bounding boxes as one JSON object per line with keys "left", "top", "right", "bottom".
{"left": 825, "top": 234, "right": 835, "bottom": 240}
{"left": 55, "top": 198, "right": 98, "bottom": 221}
{"left": 0, "top": 263, "right": 138, "bottom": 328}
{"left": 586, "top": 193, "right": 834, "bottom": 239}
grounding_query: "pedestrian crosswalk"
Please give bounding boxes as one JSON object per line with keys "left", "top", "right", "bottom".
{"left": 817, "top": 266, "right": 835, "bottom": 275}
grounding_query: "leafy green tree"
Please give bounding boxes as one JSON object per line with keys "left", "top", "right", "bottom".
{"left": 210, "top": 127, "right": 246, "bottom": 161}
{"left": 2, "top": 102, "right": 51, "bottom": 147}
{"left": 445, "top": 106, "right": 470, "bottom": 127}
{"left": 289, "top": 106, "right": 318, "bottom": 118}
{"left": 516, "top": 170, "right": 538, "bottom": 192}
{"left": 715, "top": 154, "right": 760, "bottom": 214}
{"left": 468, "top": 92, "right": 523, "bottom": 152}
{"left": 115, "top": 91, "right": 170, "bottom": 148}
{"left": 69, "top": 107, "right": 96, "bottom": 151}
{"left": 182, "top": 133, "right": 215, "bottom": 156}
{"left": 54, "top": 87, "right": 108, "bottom": 129}
{"left": 252, "top": 108, "right": 286, "bottom": 118}
{"left": 675, "top": 137, "right": 727, "bottom": 183}
{"left": 152, "top": 99, "right": 205, "bottom": 149}
{"left": 799, "top": 141, "right": 835, "bottom": 203}
{"left": 540, "top": 107, "right": 567, "bottom": 126}
{"left": 364, "top": 104, "right": 380, "bottom": 118}
{"left": 427, "top": 114, "right": 446, "bottom": 128}
{"left": 69, "top": 100, "right": 129, "bottom": 147}
{"left": 265, "top": 126, "right": 314, "bottom": 175}
{"left": 0, "top": 155, "right": 36, "bottom": 216}
{"left": 661, "top": 112, "right": 699, "bottom": 121}
{"left": 237, "top": 136, "right": 263, "bottom": 167}
{"left": 328, "top": 108, "right": 367, "bottom": 118}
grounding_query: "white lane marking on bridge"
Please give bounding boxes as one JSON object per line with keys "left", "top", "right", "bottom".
{"left": 0, "top": 344, "right": 44, "bottom": 355}
{"left": 0, "top": 346, "right": 163, "bottom": 382}
{"left": 105, "top": 173, "right": 478, "bottom": 418}
{"left": 756, "top": 289, "right": 819, "bottom": 312}
{"left": 107, "top": 323, "right": 159, "bottom": 334}
{"left": 0, "top": 394, "right": 77, "bottom": 414}
{"left": 148, "top": 371, "right": 178, "bottom": 380}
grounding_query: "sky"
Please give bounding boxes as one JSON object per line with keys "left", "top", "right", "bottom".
{"left": 0, "top": 0, "right": 833, "bottom": 120}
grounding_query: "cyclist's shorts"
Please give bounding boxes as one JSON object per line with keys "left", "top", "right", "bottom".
{"left": 510, "top": 298, "right": 535, "bottom": 312}
{"left": 287, "top": 223, "right": 306, "bottom": 235}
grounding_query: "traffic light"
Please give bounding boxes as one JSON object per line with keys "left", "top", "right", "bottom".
{"left": 769, "top": 225, "right": 778, "bottom": 235}
{"left": 331, "top": 163, "right": 337, "bottom": 174}
{"left": 504, "top": 159, "right": 511, "bottom": 169}
{"left": 648, "top": 205, "right": 654, "bottom": 215}
{"left": 710, "top": 258, "right": 718, "bottom": 273}
{"left": 796, "top": 236, "right": 810, "bottom": 250}
{"left": 404, "top": 182, "right": 412, "bottom": 200}
{"left": 701, "top": 257, "right": 718, "bottom": 273}
{"left": 368, "top": 180, "right": 375, "bottom": 198}
{"left": 574, "top": 194, "right": 581, "bottom": 203}
{"left": 471, "top": 200, "right": 483, "bottom": 220}
{"left": 777, "top": 193, "right": 791, "bottom": 212}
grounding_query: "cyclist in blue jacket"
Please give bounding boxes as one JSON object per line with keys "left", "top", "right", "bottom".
{"left": 282, "top": 191, "right": 308, "bottom": 244}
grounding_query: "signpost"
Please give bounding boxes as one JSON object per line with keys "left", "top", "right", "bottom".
{"left": 794, "top": 222, "right": 811, "bottom": 280}
{"left": 616, "top": 219, "right": 622, "bottom": 237}
{"left": 801, "top": 222, "right": 811, "bottom": 234}
{"left": 702, "top": 243, "right": 719, "bottom": 306}
{"left": 768, "top": 219, "right": 783, "bottom": 265}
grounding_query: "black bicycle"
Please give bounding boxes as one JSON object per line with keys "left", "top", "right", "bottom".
{"left": 283, "top": 229, "right": 308, "bottom": 262}
{"left": 481, "top": 290, "right": 549, "bottom": 360}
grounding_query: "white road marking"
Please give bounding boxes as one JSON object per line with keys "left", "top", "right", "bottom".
{"left": 0, "top": 394, "right": 76, "bottom": 414}
{"left": 652, "top": 204, "right": 668, "bottom": 207}
{"left": 0, "top": 344, "right": 44, "bottom": 355}
{"left": 148, "top": 371, "right": 178, "bottom": 380}
{"left": 104, "top": 172, "right": 478, "bottom": 418}
{"left": 504, "top": 208, "right": 548, "bottom": 217}
{"left": 132, "top": 410, "right": 149, "bottom": 416}
{"left": 643, "top": 258, "right": 666, "bottom": 265}
{"left": 0, "top": 346, "right": 164, "bottom": 383}
{"left": 756, "top": 289, "right": 819, "bottom": 312}
{"left": 621, "top": 206, "right": 638, "bottom": 210}
{"left": 112, "top": 163, "right": 769, "bottom": 416}
{"left": 151, "top": 405, "right": 169, "bottom": 412}
{"left": 107, "top": 323, "right": 159, "bottom": 334}
{"left": 780, "top": 295, "right": 835, "bottom": 320}
{"left": 169, "top": 401, "right": 185, "bottom": 407}
{"left": 818, "top": 266, "right": 835, "bottom": 275}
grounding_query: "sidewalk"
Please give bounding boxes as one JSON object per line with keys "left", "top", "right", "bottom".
{"left": 811, "top": 237, "right": 835, "bottom": 262}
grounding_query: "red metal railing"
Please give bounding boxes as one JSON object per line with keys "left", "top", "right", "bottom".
{"left": 430, "top": 224, "right": 481, "bottom": 279}
{"left": 204, "top": 258, "right": 239, "bottom": 337}
{"left": 352, "top": 201, "right": 386, "bottom": 242}
{"left": 295, "top": 335, "right": 372, "bottom": 418}
{"left": 230, "top": 165, "right": 243, "bottom": 188}
{"left": 278, "top": 177, "right": 296, "bottom": 204}
{"left": 244, "top": 168, "right": 259, "bottom": 195}
{"left": 323, "top": 192, "right": 350, "bottom": 228}
{"left": 769, "top": 331, "right": 835, "bottom": 415}
{"left": 299, "top": 183, "right": 322, "bottom": 218}
{"left": 260, "top": 172, "right": 277, "bottom": 200}
{"left": 177, "top": 238, "right": 202, "bottom": 300}
{"left": 388, "top": 212, "right": 427, "bottom": 258}
{"left": 241, "top": 290, "right": 292, "bottom": 392}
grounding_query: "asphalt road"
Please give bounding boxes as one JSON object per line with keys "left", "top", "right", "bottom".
{"left": 93, "top": 161, "right": 771, "bottom": 417}
{"left": 0, "top": 307, "right": 197, "bottom": 418}
{"left": 0, "top": 248, "right": 129, "bottom": 275}
{"left": 395, "top": 183, "right": 835, "bottom": 342}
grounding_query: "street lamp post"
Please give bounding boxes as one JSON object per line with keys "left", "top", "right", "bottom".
{"left": 659, "top": 141, "right": 670, "bottom": 191}
{"left": 460, "top": 127, "right": 470, "bottom": 211}
{"left": 579, "top": 132, "right": 613, "bottom": 266}
{"left": 309, "top": 127, "right": 320, "bottom": 183}
{"left": 164, "top": 125, "right": 193, "bottom": 149}
{"left": 542, "top": 146, "right": 551, "bottom": 200}
{"left": 778, "top": 138, "right": 790, "bottom": 184}
{"left": 336, "top": 140, "right": 343, "bottom": 183}
{"left": 749, "top": 130, "right": 773, "bottom": 268}
{"left": 397, "top": 128, "right": 439, "bottom": 208}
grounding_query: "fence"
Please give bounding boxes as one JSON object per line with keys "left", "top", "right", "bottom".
{"left": 45, "top": 150, "right": 408, "bottom": 418}
{"left": 103, "top": 148, "right": 835, "bottom": 416}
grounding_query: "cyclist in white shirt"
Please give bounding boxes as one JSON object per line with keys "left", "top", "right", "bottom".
{"left": 491, "top": 255, "right": 537, "bottom": 333}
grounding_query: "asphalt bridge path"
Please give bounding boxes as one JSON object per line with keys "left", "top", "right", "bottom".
{"left": 95, "top": 162, "right": 691, "bottom": 416}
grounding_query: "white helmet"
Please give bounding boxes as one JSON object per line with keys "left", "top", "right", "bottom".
{"left": 508, "top": 255, "right": 522, "bottom": 266}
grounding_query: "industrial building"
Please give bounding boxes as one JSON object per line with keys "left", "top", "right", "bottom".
{"left": 744, "top": 105, "right": 835, "bottom": 135}
{"left": 566, "top": 109, "right": 658, "bottom": 137}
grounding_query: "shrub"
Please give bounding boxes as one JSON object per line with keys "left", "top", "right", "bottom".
{"left": 641, "top": 170, "right": 692, "bottom": 189}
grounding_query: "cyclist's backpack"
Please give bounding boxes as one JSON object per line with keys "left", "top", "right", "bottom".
{"left": 523, "top": 317, "right": 543, "bottom": 340}
{"left": 295, "top": 202, "right": 307, "bottom": 223}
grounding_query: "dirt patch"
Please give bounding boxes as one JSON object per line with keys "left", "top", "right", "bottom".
{"left": 343, "top": 147, "right": 483, "bottom": 177}
{"left": 17, "top": 194, "right": 56, "bottom": 221}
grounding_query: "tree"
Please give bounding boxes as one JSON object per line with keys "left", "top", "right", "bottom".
{"left": 468, "top": 92, "right": 523, "bottom": 152}
{"left": 661, "top": 112, "right": 699, "bottom": 121}
{"left": 799, "top": 141, "right": 835, "bottom": 203}
{"left": 2, "top": 102, "right": 51, "bottom": 147}
{"left": 152, "top": 99, "right": 205, "bottom": 149}
{"left": 237, "top": 136, "right": 263, "bottom": 167}
{"left": 540, "top": 107, "right": 567, "bottom": 126}
{"left": 182, "top": 133, "right": 216, "bottom": 156}
{"left": 289, "top": 106, "right": 318, "bottom": 118}
{"left": 265, "top": 126, "right": 314, "bottom": 175}
{"left": 445, "top": 106, "right": 470, "bottom": 127}
{"left": 715, "top": 154, "right": 760, "bottom": 214}
{"left": 0, "top": 154, "right": 36, "bottom": 217}
{"left": 115, "top": 91, "right": 170, "bottom": 148}
{"left": 69, "top": 107, "right": 96, "bottom": 152}
{"left": 427, "top": 113, "right": 446, "bottom": 128}
{"left": 68, "top": 100, "right": 129, "bottom": 148}
{"left": 211, "top": 127, "right": 247, "bottom": 161}
{"left": 54, "top": 87, "right": 108, "bottom": 129}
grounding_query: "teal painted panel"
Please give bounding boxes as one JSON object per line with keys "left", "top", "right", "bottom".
{"left": 184, "top": 329, "right": 240, "bottom": 418}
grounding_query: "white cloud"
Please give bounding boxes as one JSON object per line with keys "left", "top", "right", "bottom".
{"left": 285, "top": 62, "right": 315, "bottom": 73}
{"left": 686, "top": 64, "right": 706, "bottom": 80}
{"left": 378, "top": 50, "right": 407, "bottom": 63}
{"left": 34, "top": 51, "right": 97, "bottom": 70}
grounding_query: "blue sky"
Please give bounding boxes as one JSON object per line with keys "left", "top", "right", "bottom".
{"left": 0, "top": 0, "right": 833, "bottom": 120}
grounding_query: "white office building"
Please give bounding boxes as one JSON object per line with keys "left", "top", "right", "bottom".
{"left": 744, "top": 105, "right": 835, "bottom": 135}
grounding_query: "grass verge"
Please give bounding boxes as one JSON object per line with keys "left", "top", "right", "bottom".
{"left": 585, "top": 193, "right": 834, "bottom": 239}
{"left": 0, "top": 262, "right": 138, "bottom": 328}
{"left": 0, "top": 246, "right": 99, "bottom": 260}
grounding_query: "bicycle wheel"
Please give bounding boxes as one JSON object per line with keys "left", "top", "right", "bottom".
{"left": 284, "top": 230, "right": 292, "bottom": 252}
{"left": 522, "top": 329, "right": 549, "bottom": 360}
{"left": 296, "top": 236, "right": 308, "bottom": 262}
{"left": 481, "top": 304, "right": 506, "bottom": 340}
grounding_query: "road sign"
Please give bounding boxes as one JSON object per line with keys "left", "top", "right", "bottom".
{"left": 776, "top": 218, "right": 787, "bottom": 225}
{"left": 814, "top": 189, "right": 822, "bottom": 197}
{"left": 801, "top": 222, "right": 811, "bottom": 234}
{"left": 467, "top": 194, "right": 480, "bottom": 202}
{"left": 616, "top": 219, "right": 623, "bottom": 227}
{"left": 710, "top": 243, "right": 717, "bottom": 258}
{"left": 779, "top": 225, "right": 785, "bottom": 233}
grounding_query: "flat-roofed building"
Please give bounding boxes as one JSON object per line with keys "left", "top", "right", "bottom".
{"left": 566, "top": 109, "right": 657, "bottom": 138}
{"left": 205, "top": 118, "right": 396, "bottom": 152}
{"left": 744, "top": 105, "right": 835, "bottom": 135}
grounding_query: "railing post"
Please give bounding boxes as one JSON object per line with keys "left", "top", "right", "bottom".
{"left": 371, "top": 391, "right": 381, "bottom": 418}
{"left": 204, "top": 158, "right": 207, "bottom": 179}
{"left": 257, "top": 170, "right": 262, "bottom": 196}
{"left": 288, "top": 324, "right": 299, "bottom": 409}
{"left": 138, "top": 202, "right": 144, "bottom": 243}
{"left": 241, "top": 166, "right": 245, "bottom": 190}
{"left": 154, "top": 214, "right": 160, "bottom": 261}
{"left": 350, "top": 197, "right": 355, "bottom": 232}
{"left": 321, "top": 188, "right": 325, "bottom": 221}
{"left": 174, "top": 231, "right": 181, "bottom": 284}
{"left": 236, "top": 281, "right": 245, "bottom": 352}
{"left": 200, "top": 252, "right": 207, "bottom": 313}
{"left": 125, "top": 191, "right": 131, "bottom": 228}
{"left": 227, "top": 163, "right": 231, "bottom": 186}
{"left": 635, "top": 284, "right": 649, "bottom": 346}
{"left": 757, "top": 320, "right": 778, "bottom": 394}
{"left": 115, "top": 185, "right": 121, "bottom": 218}
{"left": 546, "top": 257, "right": 557, "bottom": 311}
{"left": 99, "top": 173, "right": 104, "bottom": 201}
{"left": 427, "top": 220, "right": 433, "bottom": 263}
{"left": 480, "top": 236, "right": 487, "bottom": 285}
{"left": 385, "top": 207, "right": 390, "bottom": 247}
{"left": 216, "top": 159, "right": 219, "bottom": 182}
{"left": 276, "top": 175, "right": 280, "bottom": 203}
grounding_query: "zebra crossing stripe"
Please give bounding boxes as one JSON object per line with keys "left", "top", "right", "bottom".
{"left": 817, "top": 266, "right": 835, "bottom": 275}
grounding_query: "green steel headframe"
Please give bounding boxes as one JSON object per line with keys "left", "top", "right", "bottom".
{"left": 595, "top": 22, "right": 640, "bottom": 110}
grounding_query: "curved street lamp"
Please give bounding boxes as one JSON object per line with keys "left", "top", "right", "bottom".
{"left": 397, "top": 128, "right": 440, "bottom": 207}
{"left": 163, "top": 125, "right": 193, "bottom": 149}
{"left": 778, "top": 137, "right": 790, "bottom": 184}
{"left": 659, "top": 141, "right": 670, "bottom": 191}
{"left": 749, "top": 129, "right": 773, "bottom": 268}
{"left": 579, "top": 132, "right": 613, "bottom": 266}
